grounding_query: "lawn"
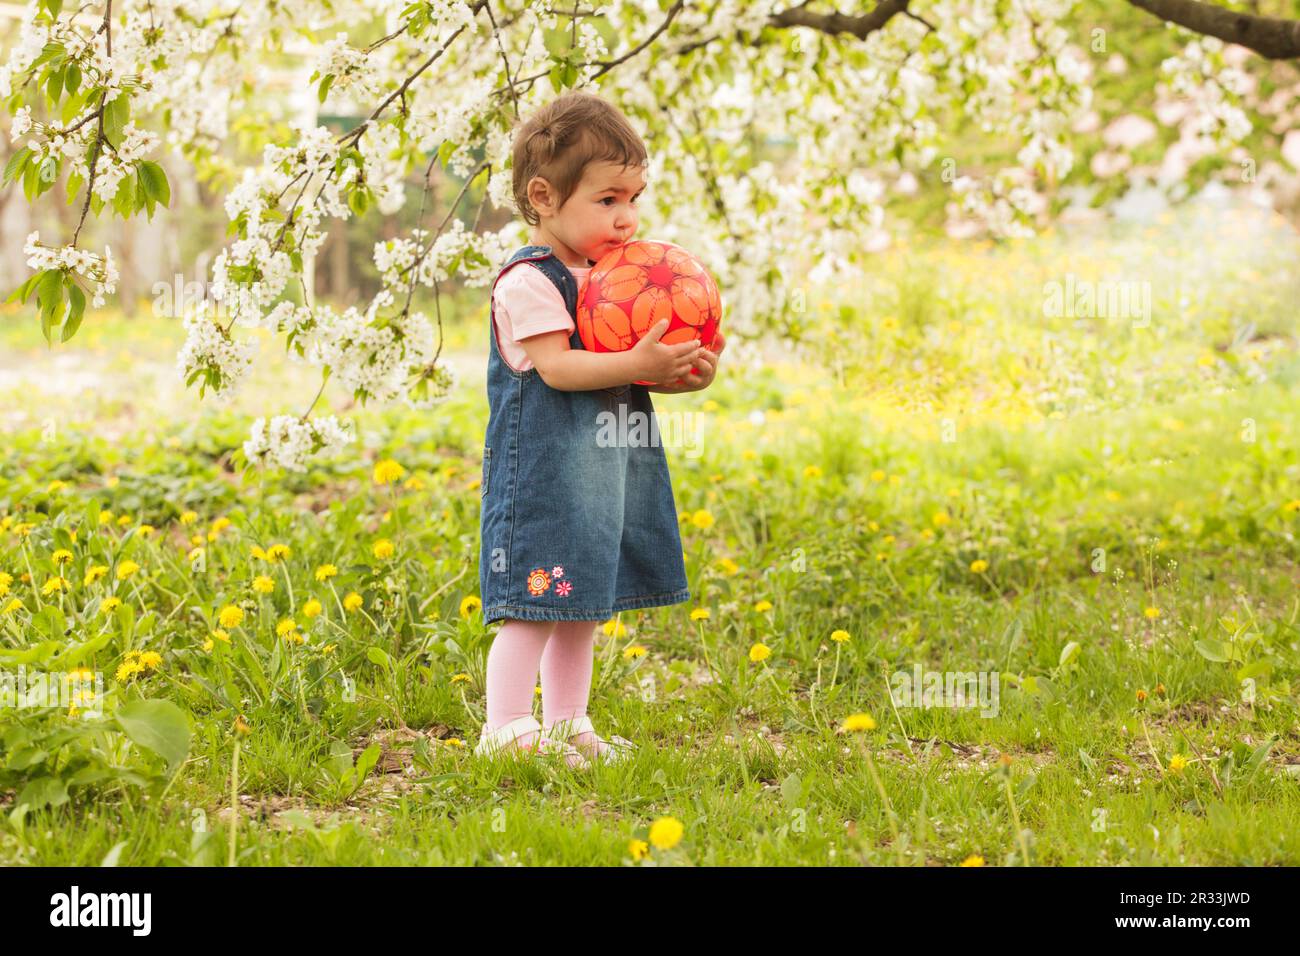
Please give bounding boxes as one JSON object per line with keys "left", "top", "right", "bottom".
{"left": 2, "top": 210, "right": 1298, "bottom": 866}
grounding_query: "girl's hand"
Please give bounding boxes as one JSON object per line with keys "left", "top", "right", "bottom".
{"left": 647, "top": 330, "right": 725, "bottom": 393}
{"left": 630, "top": 318, "right": 707, "bottom": 385}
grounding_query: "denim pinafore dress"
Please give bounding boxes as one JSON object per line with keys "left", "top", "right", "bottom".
{"left": 478, "top": 244, "right": 691, "bottom": 625}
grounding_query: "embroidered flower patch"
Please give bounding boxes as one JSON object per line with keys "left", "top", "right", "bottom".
{"left": 555, "top": 580, "right": 572, "bottom": 596}
{"left": 526, "top": 568, "right": 551, "bottom": 595}
{"left": 551, "top": 565, "right": 565, "bottom": 578}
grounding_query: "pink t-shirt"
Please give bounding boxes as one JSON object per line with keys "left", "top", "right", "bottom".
{"left": 491, "top": 263, "right": 591, "bottom": 372}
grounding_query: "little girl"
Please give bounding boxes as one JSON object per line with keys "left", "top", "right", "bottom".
{"left": 475, "top": 90, "right": 725, "bottom": 768}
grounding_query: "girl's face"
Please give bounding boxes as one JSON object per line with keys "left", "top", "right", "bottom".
{"left": 529, "top": 160, "right": 646, "bottom": 267}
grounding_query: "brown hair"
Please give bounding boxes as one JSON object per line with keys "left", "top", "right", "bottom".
{"left": 511, "top": 90, "right": 647, "bottom": 227}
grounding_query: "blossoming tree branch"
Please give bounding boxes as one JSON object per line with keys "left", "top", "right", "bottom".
{"left": 4, "top": 0, "right": 1298, "bottom": 470}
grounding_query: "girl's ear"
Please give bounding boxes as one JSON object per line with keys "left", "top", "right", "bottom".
{"left": 527, "top": 176, "right": 556, "bottom": 217}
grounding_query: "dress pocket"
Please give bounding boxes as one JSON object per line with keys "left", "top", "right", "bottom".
{"left": 481, "top": 446, "right": 491, "bottom": 497}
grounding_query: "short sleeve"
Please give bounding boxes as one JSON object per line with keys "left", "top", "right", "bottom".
{"left": 492, "top": 265, "right": 576, "bottom": 343}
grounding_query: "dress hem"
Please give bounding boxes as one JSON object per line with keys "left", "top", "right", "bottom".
{"left": 482, "top": 587, "right": 691, "bottom": 624}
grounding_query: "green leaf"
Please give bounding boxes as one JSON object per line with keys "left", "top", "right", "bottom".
{"left": 116, "top": 699, "right": 192, "bottom": 772}
{"left": 366, "top": 646, "right": 392, "bottom": 672}
{"left": 6, "top": 270, "right": 41, "bottom": 305}
{"left": 102, "top": 93, "right": 129, "bottom": 148}
{"left": 3, "top": 146, "right": 31, "bottom": 186}
{"left": 17, "top": 776, "right": 69, "bottom": 811}
{"left": 46, "top": 67, "right": 64, "bottom": 105}
{"left": 61, "top": 277, "right": 85, "bottom": 341}
{"left": 347, "top": 186, "right": 370, "bottom": 216}
{"left": 317, "top": 74, "right": 334, "bottom": 104}
{"left": 1194, "top": 639, "right": 1231, "bottom": 663}
{"left": 1058, "top": 641, "right": 1080, "bottom": 668}
{"left": 138, "top": 161, "right": 170, "bottom": 208}
{"left": 36, "top": 268, "right": 65, "bottom": 343}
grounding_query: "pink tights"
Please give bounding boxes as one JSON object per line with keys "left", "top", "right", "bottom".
{"left": 484, "top": 619, "right": 605, "bottom": 755}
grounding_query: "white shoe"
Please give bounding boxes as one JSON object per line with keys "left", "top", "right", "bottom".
{"left": 474, "top": 715, "right": 589, "bottom": 769}
{"left": 543, "top": 715, "right": 636, "bottom": 765}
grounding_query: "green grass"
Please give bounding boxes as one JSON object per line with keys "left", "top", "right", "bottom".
{"left": 1, "top": 219, "right": 1298, "bottom": 866}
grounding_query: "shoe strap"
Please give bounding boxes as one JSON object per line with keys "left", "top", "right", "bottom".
{"left": 481, "top": 715, "right": 542, "bottom": 750}
{"left": 545, "top": 714, "right": 595, "bottom": 739}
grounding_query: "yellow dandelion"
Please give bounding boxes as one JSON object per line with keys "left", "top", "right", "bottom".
{"left": 690, "top": 510, "right": 715, "bottom": 530}
{"left": 212, "top": 629, "right": 230, "bottom": 644}
{"left": 41, "top": 576, "right": 69, "bottom": 595}
{"left": 969, "top": 559, "right": 989, "bottom": 573}
{"left": 52, "top": 548, "right": 73, "bottom": 565}
{"left": 803, "top": 465, "right": 823, "bottom": 479}
{"left": 839, "top": 713, "right": 877, "bottom": 733}
{"left": 716, "top": 557, "right": 740, "bottom": 576}
{"left": 749, "top": 642, "right": 771, "bottom": 662}
{"left": 450, "top": 673, "right": 472, "bottom": 685}
{"left": 444, "top": 737, "right": 465, "bottom": 749}
{"left": 690, "top": 608, "right": 710, "bottom": 622}
{"left": 137, "top": 524, "right": 155, "bottom": 537}
{"left": 1136, "top": 688, "right": 1148, "bottom": 702}
{"left": 403, "top": 475, "right": 426, "bottom": 491}
{"left": 870, "top": 469, "right": 886, "bottom": 482}
{"left": 98, "top": 510, "right": 113, "bottom": 526}
{"left": 628, "top": 838, "right": 650, "bottom": 861}
{"left": 372, "top": 539, "right": 394, "bottom": 560}
{"left": 252, "top": 575, "right": 275, "bottom": 594}
{"left": 1283, "top": 500, "right": 1300, "bottom": 514}
{"left": 180, "top": 510, "right": 198, "bottom": 525}
{"left": 0, "top": 571, "right": 11, "bottom": 596}
{"left": 3, "top": 598, "right": 23, "bottom": 614}
{"left": 648, "top": 816, "right": 683, "bottom": 850}
{"left": 602, "top": 617, "right": 627, "bottom": 638}
{"left": 100, "top": 596, "right": 122, "bottom": 614}
{"left": 139, "top": 651, "right": 162, "bottom": 670}
{"left": 115, "top": 660, "right": 143, "bottom": 682}
{"left": 754, "top": 600, "right": 773, "bottom": 613}
{"left": 276, "top": 618, "right": 297, "bottom": 637}
{"left": 315, "top": 564, "right": 338, "bottom": 582}
{"left": 1167, "top": 754, "right": 1188, "bottom": 774}
{"left": 830, "top": 629, "right": 850, "bottom": 643}
{"left": 202, "top": 637, "right": 214, "bottom": 653}
{"left": 83, "top": 565, "right": 108, "bottom": 586}
{"left": 959, "top": 855, "right": 985, "bottom": 867}
{"left": 1143, "top": 607, "right": 1161, "bottom": 620}
{"left": 623, "top": 644, "right": 647, "bottom": 660}
{"left": 373, "top": 459, "right": 406, "bottom": 485}
{"left": 218, "top": 605, "right": 245, "bottom": 629}
{"left": 459, "top": 595, "right": 482, "bottom": 619}
{"left": 302, "top": 598, "right": 323, "bottom": 619}
{"left": 267, "top": 543, "right": 291, "bottom": 561}
{"left": 116, "top": 560, "right": 141, "bottom": 580}
{"left": 46, "top": 479, "right": 68, "bottom": 494}
{"left": 343, "top": 591, "right": 364, "bottom": 612}
{"left": 931, "top": 511, "right": 951, "bottom": 528}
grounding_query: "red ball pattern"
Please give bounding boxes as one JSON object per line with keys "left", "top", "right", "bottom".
{"left": 576, "top": 240, "right": 723, "bottom": 386}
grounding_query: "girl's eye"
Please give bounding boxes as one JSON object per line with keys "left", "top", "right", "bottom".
{"left": 601, "top": 197, "right": 615, "bottom": 206}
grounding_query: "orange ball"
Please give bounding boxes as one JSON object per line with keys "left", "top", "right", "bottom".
{"left": 576, "top": 240, "right": 723, "bottom": 386}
